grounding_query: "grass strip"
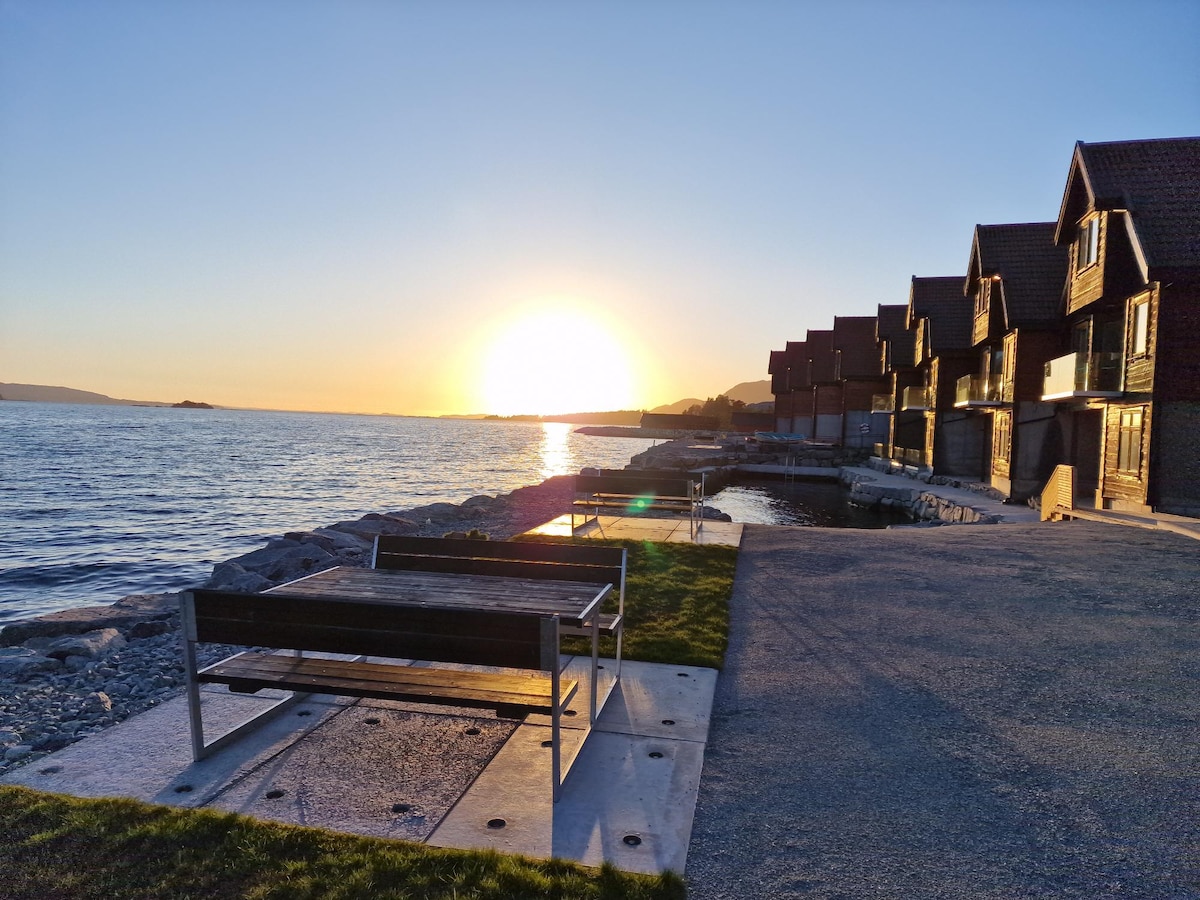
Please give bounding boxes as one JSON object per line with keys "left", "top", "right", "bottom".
{"left": 514, "top": 536, "right": 738, "bottom": 670}
{"left": 0, "top": 784, "right": 686, "bottom": 899}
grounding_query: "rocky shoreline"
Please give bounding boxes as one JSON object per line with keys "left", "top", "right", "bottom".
{"left": 0, "top": 476, "right": 582, "bottom": 777}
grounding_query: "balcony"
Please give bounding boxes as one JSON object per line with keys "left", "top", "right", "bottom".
{"left": 1042, "top": 351, "right": 1123, "bottom": 401}
{"left": 900, "top": 386, "right": 932, "bottom": 411}
{"left": 871, "top": 393, "right": 895, "bottom": 413}
{"left": 954, "top": 374, "right": 1005, "bottom": 409}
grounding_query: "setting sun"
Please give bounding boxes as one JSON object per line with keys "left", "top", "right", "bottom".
{"left": 478, "top": 306, "right": 637, "bottom": 416}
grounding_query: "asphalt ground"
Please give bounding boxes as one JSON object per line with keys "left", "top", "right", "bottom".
{"left": 685, "top": 520, "right": 1199, "bottom": 899}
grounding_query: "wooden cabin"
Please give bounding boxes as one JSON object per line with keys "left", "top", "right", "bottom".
{"left": 1044, "top": 137, "right": 1200, "bottom": 515}
{"left": 959, "top": 223, "right": 1070, "bottom": 500}
{"left": 874, "top": 303, "right": 918, "bottom": 460}
{"left": 832, "top": 315, "right": 890, "bottom": 449}
{"left": 769, "top": 340, "right": 812, "bottom": 436}
{"left": 906, "top": 276, "right": 976, "bottom": 473}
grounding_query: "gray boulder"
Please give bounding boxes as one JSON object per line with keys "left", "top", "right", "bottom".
{"left": 44, "top": 628, "right": 127, "bottom": 661}
{"left": 408, "top": 502, "right": 479, "bottom": 523}
{"left": 0, "top": 647, "right": 61, "bottom": 678}
{"left": 223, "top": 538, "right": 337, "bottom": 584}
{"left": 204, "top": 561, "right": 274, "bottom": 592}
{"left": 328, "top": 513, "right": 418, "bottom": 541}
{"left": 0, "top": 593, "right": 179, "bottom": 647}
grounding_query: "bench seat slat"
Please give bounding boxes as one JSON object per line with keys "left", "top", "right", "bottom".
{"left": 199, "top": 652, "right": 575, "bottom": 714}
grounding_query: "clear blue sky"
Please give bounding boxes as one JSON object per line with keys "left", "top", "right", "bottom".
{"left": 2, "top": 0, "right": 1197, "bottom": 415}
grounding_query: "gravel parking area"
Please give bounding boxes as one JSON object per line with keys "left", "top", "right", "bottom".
{"left": 686, "top": 520, "right": 1199, "bottom": 899}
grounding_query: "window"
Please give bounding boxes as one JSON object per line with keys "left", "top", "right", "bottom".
{"left": 1117, "top": 408, "right": 1144, "bottom": 474}
{"left": 975, "top": 278, "right": 990, "bottom": 316}
{"left": 1077, "top": 217, "right": 1100, "bottom": 271}
{"left": 1132, "top": 299, "right": 1150, "bottom": 356}
{"left": 993, "top": 412, "right": 1011, "bottom": 461}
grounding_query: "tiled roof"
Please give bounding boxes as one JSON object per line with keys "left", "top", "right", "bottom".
{"left": 909, "top": 276, "right": 973, "bottom": 352}
{"left": 1058, "top": 137, "right": 1200, "bottom": 278}
{"left": 970, "top": 223, "right": 1069, "bottom": 329}
{"left": 832, "top": 316, "right": 882, "bottom": 379}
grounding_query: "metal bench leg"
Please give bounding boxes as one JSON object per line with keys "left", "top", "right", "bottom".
{"left": 551, "top": 663, "right": 562, "bottom": 802}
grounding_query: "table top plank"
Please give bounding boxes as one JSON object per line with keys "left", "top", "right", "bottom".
{"left": 268, "top": 566, "right": 610, "bottom": 627}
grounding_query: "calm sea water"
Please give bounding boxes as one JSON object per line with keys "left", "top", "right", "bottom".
{"left": 0, "top": 403, "right": 657, "bottom": 623}
{"left": 0, "top": 403, "right": 903, "bottom": 624}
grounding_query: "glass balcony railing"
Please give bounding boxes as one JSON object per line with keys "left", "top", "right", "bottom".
{"left": 954, "top": 374, "right": 1005, "bottom": 408}
{"left": 1042, "top": 351, "right": 1123, "bottom": 400}
{"left": 871, "top": 393, "right": 895, "bottom": 413}
{"left": 900, "top": 386, "right": 932, "bottom": 411}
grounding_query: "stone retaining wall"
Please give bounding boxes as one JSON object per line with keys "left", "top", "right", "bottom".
{"left": 840, "top": 469, "right": 1003, "bottom": 525}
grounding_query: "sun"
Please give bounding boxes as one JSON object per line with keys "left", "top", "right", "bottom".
{"left": 479, "top": 306, "right": 636, "bottom": 416}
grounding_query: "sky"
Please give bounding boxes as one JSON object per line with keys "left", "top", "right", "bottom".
{"left": 1, "top": 0, "right": 1197, "bottom": 417}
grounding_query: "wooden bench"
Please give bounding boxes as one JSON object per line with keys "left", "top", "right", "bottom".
{"left": 572, "top": 470, "right": 706, "bottom": 537}
{"left": 372, "top": 535, "right": 627, "bottom": 720}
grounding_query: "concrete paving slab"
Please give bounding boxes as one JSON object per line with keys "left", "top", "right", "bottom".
{"left": 428, "top": 724, "right": 707, "bottom": 875}
{"left": 2, "top": 688, "right": 344, "bottom": 807}
{"left": 593, "top": 662, "right": 717, "bottom": 744}
{"left": 528, "top": 514, "right": 743, "bottom": 547}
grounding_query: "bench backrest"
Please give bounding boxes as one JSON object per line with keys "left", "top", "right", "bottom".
{"left": 575, "top": 472, "right": 697, "bottom": 499}
{"left": 372, "top": 536, "right": 626, "bottom": 591}
{"left": 183, "top": 587, "right": 555, "bottom": 671}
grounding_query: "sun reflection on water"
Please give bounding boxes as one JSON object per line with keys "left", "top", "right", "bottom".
{"left": 537, "top": 421, "right": 575, "bottom": 481}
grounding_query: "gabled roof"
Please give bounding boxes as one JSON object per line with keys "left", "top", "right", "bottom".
{"left": 806, "top": 329, "right": 837, "bottom": 383}
{"left": 783, "top": 340, "right": 810, "bottom": 390}
{"left": 1055, "top": 137, "right": 1200, "bottom": 280}
{"left": 877, "top": 303, "right": 916, "bottom": 371}
{"left": 832, "top": 316, "right": 881, "bottom": 380}
{"left": 875, "top": 304, "right": 908, "bottom": 342}
{"left": 967, "top": 223, "right": 1069, "bottom": 330}
{"left": 768, "top": 349, "right": 787, "bottom": 375}
{"left": 908, "top": 276, "right": 973, "bottom": 352}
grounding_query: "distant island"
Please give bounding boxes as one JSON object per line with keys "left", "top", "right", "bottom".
{"left": 172, "top": 400, "right": 214, "bottom": 409}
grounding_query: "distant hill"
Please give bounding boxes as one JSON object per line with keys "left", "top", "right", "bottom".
{"left": 0, "top": 383, "right": 155, "bottom": 405}
{"left": 0, "top": 383, "right": 210, "bottom": 408}
{"left": 650, "top": 379, "right": 772, "bottom": 415}
{"left": 723, "top": 380, "right": 773, "bottom": 404}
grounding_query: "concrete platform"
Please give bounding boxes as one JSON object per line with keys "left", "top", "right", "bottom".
{"left": 1, "top": 657, "right": 716, "bottom": 875}
{"left": 528, "top": 514, "right": 744, "bottom": 547}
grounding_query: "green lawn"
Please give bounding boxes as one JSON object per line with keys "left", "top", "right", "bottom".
{"left": 2, "top": 538, "right": 737, "bottom": 899}
{"left": 522, "top": 537, "right": 737, "bottom": 670}
{"left": 0, "top": 785, "right": 686, "bottom": 899}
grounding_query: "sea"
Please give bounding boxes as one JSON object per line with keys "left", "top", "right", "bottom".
{"left": 0, "top": 402, "right": 900, "bottom": 624}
